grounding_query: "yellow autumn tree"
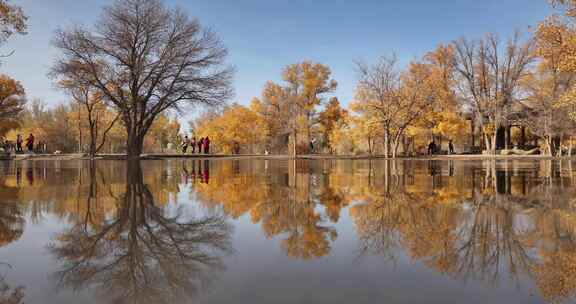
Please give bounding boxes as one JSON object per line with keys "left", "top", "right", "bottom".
{"left": 318, "top": 97, "right": 347, "bottom": 153}
{"left": 536, "top": 14, "right": 576, "bottom": 122}
{"left": 279, "top": 62, "right": 338, "bottom": 155}
{"left": 195, "top": 103, "right": 266, "bottom": 154}
{"left": 414, "top": 45, "right": 469, "bottom": 149}
{"left": 0, "top": 74, "right": 25, "bottom": 136}
{"left": 143, "top": 114, "right": 181, "bottom": 153}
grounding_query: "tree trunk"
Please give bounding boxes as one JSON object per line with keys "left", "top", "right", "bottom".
{"left": 392, "top": 139, "right": 400, "bottom": 159}
{"left": 127, "top": 131, "right": 144, "bottom": 159}
{"left": 484, "top": 133, "right": 491, "bottom": 153}
{"left": 491, "top": 132, "right": 497, "bottom": 155}
{"left": 367, "top": 135, "right": 372, "bottom": 155}
{"left": 88, "top": 120, "right": 97, "bottom": 158}
{"left": 384, "top": 131, "right": 390, "bottom": 158}
{"left": 520, "top": 127, "right": 526, "bottom": 148}
{"left": 392, "top": 134, "right": 402, "bottom": 158}
{"left": 78, "top": 107, "right": 83, "bottom": 153}
{"left": 546, "top": 137, "right": 553, "bottom": 157}
{"left": 558, "top": 135, "right": 564, "bottom": 157}
{"left": 290, "top": 130, "right": 297, "bottom": 158}
{"left": 470, "top": 119, "right": 475, "bottom": 147}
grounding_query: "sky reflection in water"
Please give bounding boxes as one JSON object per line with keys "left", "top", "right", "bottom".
{"left": 0, "top": 159, "right": 574, "bottom": 304}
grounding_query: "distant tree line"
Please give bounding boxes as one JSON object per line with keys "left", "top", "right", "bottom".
{"left": 193, "top": 1, "right": 576, "bottom": 157}
{"left": 4, "top": 0, "right": 576, "bottom": 157}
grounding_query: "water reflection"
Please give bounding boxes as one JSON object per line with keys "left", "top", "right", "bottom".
{"left": 1, "top": 159, "right": 576, "bottom": 303}
{"left": 196, "top": 160, "right": 338, "bottom": 260}
{"left": 193, "top": 159, "right": 576, "bottom": 303}
{"left": 48, "top": 161, "right": 233, "bottom": 304}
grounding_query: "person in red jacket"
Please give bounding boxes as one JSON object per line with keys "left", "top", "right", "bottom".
{"left": 204, "top": 136, "right": 210, "bottom": 154}
{"left": 26, "top": 133, "right": 34, "bottom": 153}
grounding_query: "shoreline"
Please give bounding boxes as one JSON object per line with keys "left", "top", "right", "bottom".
{"left": 2, "top": 153, "right": 575, "bottom": 161}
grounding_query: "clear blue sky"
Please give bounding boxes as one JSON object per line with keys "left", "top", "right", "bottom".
{"left": 0, "top": 0, "right": 554, "bottom": 128}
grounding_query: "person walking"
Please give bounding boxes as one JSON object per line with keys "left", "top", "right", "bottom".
{"left": 427, "top": 141, "right": 436, "bottom": 155}
{"left": 198, "top": 137, "right": 204, "bottom": 154}
{"left": 191, "top": 137, "right": 196, "bottom": 154}
{"left": 16, "top": 134, "right": 23, "bottom": 153}
{"left": 26, "top": 133, "right": 34, "bottom": 153}
{"left": 181, "top": 136, "right": 189, "bottom": 154}
{"left": 204, "top": 136, "right": 210, "bottom": 154}
{"left": 448, "top": 139, "right": 455, "bottom": 155}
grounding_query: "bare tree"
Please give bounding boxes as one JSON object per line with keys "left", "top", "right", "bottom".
{"left": 355, "top": 55, "right": 434, "bottom": 158}
{"left": 51, "top": 0, "right": 233, "bottom": 158}
{"left": 522, "top": 64, "right": 576, "bottom": 156}
{"left": 56, "top": 67, "right": 120, "bottom": 158}
{"left": 452, "top": 33, "right": 534, "bottom": 153}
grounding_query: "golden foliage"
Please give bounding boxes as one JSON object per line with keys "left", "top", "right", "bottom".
{"left": 195, "top": 103, "right": 266, "bottom": 154}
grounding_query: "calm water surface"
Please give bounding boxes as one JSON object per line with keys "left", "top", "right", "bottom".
{"left": 0, "top": 159, "right": 575, "bottom": 304}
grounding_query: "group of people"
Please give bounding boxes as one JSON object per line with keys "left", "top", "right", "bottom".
{"left": 428, "top": 139, "right": 455, "bottom": 155}
{"left": 181, "top": 160, "right": 210, "bottom": 184}
{"left": 181, "top": 136, "right": 210, "bottom": 154}
{"left": 1, "top": 133, "right": 43, "bottom": 154}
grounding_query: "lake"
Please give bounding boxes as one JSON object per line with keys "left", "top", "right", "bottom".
{"left": 0, "top": 158, "right": 575, "bottom": 304}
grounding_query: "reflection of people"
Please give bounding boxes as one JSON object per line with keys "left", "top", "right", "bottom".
{"left": 203, "top": 160, "right": 210, "bottom": 184}
{"left": 428, "top": 160, "right": 439, "bottom": 176}
{"left": 191, "top": 160, "right": 197, "bottom": 182}
{"left": 25, "top": 166, "right": 33, "bottom": 186}
{"left": 181, "top": 165, "right": 189, "bottom": 184}
{"left": 15, "top": 166, "right": 21, "bottom": 186}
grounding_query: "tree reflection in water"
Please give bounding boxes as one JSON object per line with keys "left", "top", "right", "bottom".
{"left": 0, "top": 263, "right": 24, "bottom": 304}
{"left": 350, "top": 160, "right": 576, "bottom": 303}
{"left": 190, "top": 158, "right": 576, "bottom": 303}
{"left": 194, "top": 159, "right": 338, "bottom": 260}
{"left": 0, "top": 163, "right": 25, "bottom": 304}
{"left": 48, "top": 161, "right": 233, "bottom": 304}
{"left": 4, "top": 158, "right": 576, "bottom": 303}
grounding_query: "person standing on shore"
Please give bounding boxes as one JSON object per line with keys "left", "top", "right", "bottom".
{"left": 16, "top": 134, "right": 22, "bottom": 153}
{"left": 198, "top": 137, "right": 204, "bottom": 154}
{"left": 448, "top": 139, "right": 455, "bottom": 155}
{"left": 427, "top": 141, "right": 436, "bottom": 155}
{"left": 204, "top": 136, "right": 210, "bottom": 154}
{"left": 181, "top": 136, "right": 189, "bottom": 154}
{"left": 26, "top": 133, "right": 34, "bottom": 153}
{"left": 191, "top": 137, "right": 196, "bottom": 154}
